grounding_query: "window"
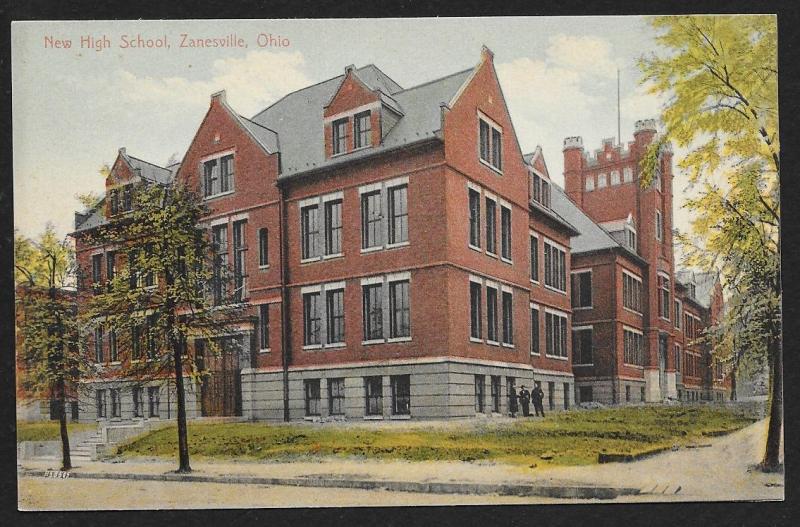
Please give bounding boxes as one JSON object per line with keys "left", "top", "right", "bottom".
{"left": 106, "top": 251, "right": 116, "bottom": 291}
{"left": 110, "top": 188, "right": 120, "bottom": 215}
{"left": 485, "top": 197, "right": 497, "bottom": 254}
{"left": 579, "top": 386, "right": 593, "bottom": 403}
{"left": 131, "top": 325, "right": 142, "bottom": 361}
{"left": 623, "top": 167, "right": 633, "bottom": 183}
{"left": 625, "top": 225, "right": 637, "bottom": 252}
{"left": 94, "top": 326, "right": 104, "bottom": 363}
{"left": 328, "top": 378, "right": 345, "bottom": 415}
{"left": 479, "top": 118, "right": 502, "bottom": 171}
{"left": 544, "top": 240, "right": 567, "bottom": 292}
{"left": 110, "top": 388, "right": 121, "bottom": 418}
{"left": 625, "top": 385, "right": 631, "bottom": 402}
{"left": 145, "top": 314, "right": 158, "bottom": 360}
{"left": 468, "top": 188, "right": 481, "bottom": 248}
{"left": 530, "top": 305, "right": 540, "bottom": 355}
{"left": 301, "top": 204, "right": 321, "bottom": 260}
{"left": 211, "top": 225, "right": 228, "bottom": 305}
{"left": 365, "top": 376, "right": 383, "bottom": 416}
{"left": 675, "top": 345, "right": 682, "bottom": 373}
{"left": 202, "top": 154, "right": 234, "bottom": 198}
{"left": 388, "top": 185, "right": 408, "bottom": 245}
{"left": 674, "top": 300, "right": 682, "bottom": 329}
{"left": 571, "top": 271, "right": 592, "bottom": 308}
{"left": 545, "top": 310, "right": 568, "bottom": 358}
{"left": 688, "top": 283, "right": 696, "bottom": 299}
{"left": 324, "top": 199, "right": 343, "bottom": 255}
{"left": 474, "top": 375, "right": 486, "bottom": 413}
{"left": 91, "top": 254, "right": 102, "bottom": 293}
{"left": 109, "top": 328, "right": 118, "bottom": 362}
{"left": 530, "top": 234, "right": 539, "bottom": 282}
{"left": 353, "top": 110, "right": 372, "bottom": 149}
{"left": 232, "top": 220, "right": 247, "bottom": 302}
{"left": 147, "top": 387, "right": 160, "bottom": 417}
{"left": 96, "top": 390, "right": 107, "bottom": 418}
{"left": 641, "top": 386, "right": 646, "bottom": 402}
{"left": 132, "top": 387, "right": 144, "bottom": 417}
{"left": 501, "top": 290, "right": 513, "bottom": 346}
{"left": 486, "top": 286, "right": 498, "bottom": 343}
{"left": 391, "top": 375, "right": 411, "bottom": 415}
{"left": 655, "top": 210, "right": 664, "bottom": 241}
{"left": 610, "top": 170, "right": 620, "bottom": 185}
{"left": 573, "top": 327, "right": 593, "bottom": 364}
{"left": 389, "top": 280, "right": 410, "bottom": 339}
{"left": 470, "top": 281, "right": 482, "bottom": 339}
{"left": 362, "top": 283, "right": 383, "bottom": 341}
{"left": 258, "top": 228, "right": 269, "bottom": 267}
{"left": 500, "top": 205, "right": 512, "bottom": 261}
{"left": 564, "top": 383, "right": 571, "bottom": 409}
{"left": 532, "top": 173, "right": 551, "bottom": 208}
{"left": 142, "top": 243, "right": 155, "bottom": 288}
{"left": 326, "top": 288, "right": 345, "bottom": 344}
{"left": 598, "top": 173, "right": 607, "bottom": 188}
{"left": 220, "top": 155, "right": 234, "bottom": 194}
{"left": 122, "top": 184, "right": 133, "bottom": 212}
{"left": 585, "top": 176, "right": 595, "bottom": 191}
{"left": 304, "top": 379, "right": 321, "bottom": 416}
{"left": 623, "top": 328, "right": 644, "bottom": 365}
{"left": 548, "top": 382, "right": 555, "bottom": 411}
{"left": 332, "top": 118, "right": 347, "bottom": 155}
{"left": 622, "top": 271, "right": 643, "bottom": 313}
{"left": 658, "top": 274, "right": 671, "bottom": 320}
{"left": 303, "top": 291, "right": 321, "bottom": 346}
{"left": 491, "top": 376, "right": 501, "bottom": 413}
{"left": 259, "top": 304, "right": 270, "bottom": 350}
{"left": 361, "top": 190, "right": 382, "bottom": 250}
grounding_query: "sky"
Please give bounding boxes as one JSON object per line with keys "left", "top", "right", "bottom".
{"left": 12, "top": 17, "right": 675, "bottom": 241}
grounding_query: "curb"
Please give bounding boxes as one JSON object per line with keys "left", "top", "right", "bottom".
{"left": 598, "top": 446, "right": 672, "bottom": 464}
{"left": 19, "top": 469, "right": 640, "bottom": 500}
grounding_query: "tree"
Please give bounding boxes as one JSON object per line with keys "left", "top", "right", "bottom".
{"left": 15, "top": 227, "right": 85, "bottom": 471}
{"left": 80, "top": 181, "right": 246, "bottom": 473}
{"left": 639, "top": 15, "right": 781, "bottom": 470}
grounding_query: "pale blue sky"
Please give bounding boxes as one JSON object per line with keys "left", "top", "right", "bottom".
{"left": 13, "top": 17, "right": 671, "bottom": 240}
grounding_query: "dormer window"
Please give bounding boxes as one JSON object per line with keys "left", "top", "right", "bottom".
{"left": 202, "top": 153, "right": 235, "bottom": 199}
{"left": 354, "top": 111, "right": 371, "bottom": 149}
{"left": 531, "top": 172, "right": 551, "bottom": 208}
{"left": 479, "top": 117, "right": 502, "bottom": 172}
{"left": 688, "top": 283, "right": 696, "bottom": 299}
{"left": 625, "top": 224, "right": 637, "bottom": 252}
{"left": 332, "top": 118, "right": 348, "bottom": 155}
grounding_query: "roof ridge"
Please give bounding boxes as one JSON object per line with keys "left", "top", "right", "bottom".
{"left": 360, "top": 63, "right": 404, "bottom": 92}
{"left": 125, "top": 153, "right": 170, "bottom": 171}
{"left": 394, "top": 67, "right": 475, "bottom": 95}
{"left": 239, "top": 114, "right": 279, "bottom": 135}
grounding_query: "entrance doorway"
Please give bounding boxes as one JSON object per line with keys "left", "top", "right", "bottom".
{"left": 198, "top": 336, "right": 243, "bottom": 417}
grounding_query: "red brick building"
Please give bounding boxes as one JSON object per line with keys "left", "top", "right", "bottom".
{"left": 72, "top": 47, "right": 728, "bottom": 423}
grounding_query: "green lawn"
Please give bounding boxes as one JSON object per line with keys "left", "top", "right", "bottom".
{"left": 17, "top": 421, "right": 97, "bottom": 442}
{"left": 114, "top": 406, "right": 754, "bottom": 467}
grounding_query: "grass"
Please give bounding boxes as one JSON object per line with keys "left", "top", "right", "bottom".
{"left": 114, "top": 406, "right": 755, "bottom": 467}
{"left": 17, "top": 421, "right": 97, "bottom": 442}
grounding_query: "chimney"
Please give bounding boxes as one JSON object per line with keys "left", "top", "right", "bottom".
{"left": 563, "top": 136, "right": 585, "bottom": 205}
{"left": 344, "top": 64, "right": 355, "bottom": 75}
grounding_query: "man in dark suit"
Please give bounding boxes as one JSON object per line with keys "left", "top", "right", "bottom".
{"left": 532, "top": 381, "right": 546, "bottom": 417}
{"left": 508, "top": 385, "right": 518, "bottom": 418}
{"left": 518, "top": 385, "right": 531, "bottom": 417}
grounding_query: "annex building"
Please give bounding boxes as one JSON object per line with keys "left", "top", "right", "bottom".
{"left": 71, "top": 47, "right": 731, "bottom": 423}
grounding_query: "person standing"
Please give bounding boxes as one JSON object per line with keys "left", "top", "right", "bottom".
{"left": 508, "top": 385, "right": 518, "bottom": 418}
{"left": 519, "top": 385, "right": 531, "bottom": 417}
{"left": 532, "top": 381, "right": 546, "bottom": 417}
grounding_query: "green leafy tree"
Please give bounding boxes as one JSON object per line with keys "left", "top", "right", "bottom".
{"left": 639, "top": 15, "right": 781, "bottom": 470}
{"left": 15, "top": 227, "right": 85, "bottom": 471}
{"left": 80, "top": 181, "right": 246, "bottom": 473}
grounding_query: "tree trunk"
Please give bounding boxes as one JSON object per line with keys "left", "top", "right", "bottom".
{"left": 730, "top": 366, "right": 737, "bottom": 401}
{"left": 173, "top": 344, "right": 191, "bottom": 473}
{"left": 57, "top": 379, "right": 71, "bottom": 471}
{"left": 761, "top": 332, "right": 782, "bottom": 471}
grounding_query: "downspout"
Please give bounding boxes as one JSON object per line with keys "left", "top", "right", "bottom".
{"left": 611, "top": 258, "right": 618, "bottom": 404}
{"left": 277, "top": 182, "right": 291, "bottom": 422}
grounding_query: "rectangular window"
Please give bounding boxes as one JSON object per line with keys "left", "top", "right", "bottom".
{"left": 623, "top": 328, "right": 644, "bottom": 366}
{"left": 468, "top": 188, "right": 481, "bottom": 248}
{"left": 501, "top": 291, "right": 513, "bottom": 345}
{"left": 259, "top": 304, "right": 270, "bottom": 350}
{"left": 474, "top": 375, "right": 485, "bottom": 413}
{"left": 544, "top": 241, "right": 567, "bottom": 292}
{"left": 361, "top": 190, "right": 382, "bottom": 249}
{"left": 674, "top": 300, "right": 682, "bottom": 328}
{"left": 212, "top": 225, "right": 228, "bottom": 305}
{"left": 490, "top": 376, "right": 501, "bottom": 413}
{"left": 486, "top": 286, "right": 498, "bottom": 342}
{"left": 301, "top": 204, "right": 320, "bottom": 260}
{"left": 142, "top": 243, "right": 155, "bottom": 288}
{"left": 573, "top": 327, "right": 593, "bottom": 364}
{"left": 389, "top": 280, "right": 410, "bottom": 339}
{"left": 365, "top": 376, "right": 383, "bottom": 416}
{"left": 656, "top": 210, "right": 664, "bottom": 241}
{"left": 332, "top": 118, "right": 347, "bottom": 155}
{"left": 303, "top": 292, "right": 321, "bottom": 346}
{"left": 92, "top": 254, "right": 102, "bottom": 292}
{"left": 388, "top": 185, "right": 408, "bottom": 245}
{"left": 326, "top": 288, "right": 345, "bottom": 344}
{"left": 610, "top": 170, "right": 620, "bottom": 185}
{"left": 109, "top": 328, "right": 118, "bottom": 362}
{"left": 641, "top": 386, "right": 646, "bottom": 402}
{"left": 147, "top": 386, "right": 160, "bottom": 417}
{"left": 479, "top": 120, "right": 490, "bottom": 165}
{"left": 110, "top": 188, "right": 119, "bottom": 215}
{"left": 258, "top": 228, "right": 269, "bottom": 267}
{"left": 626, "top": 227, "right": 637, "bottom": 252}
{"left": 94, "top": 326, "right": 104, "bottom": 363}
{"left": 623, "top": 167, "right": 633, "bottom": 182}
{"left": 622, "top": 272, "right": 643, "bottom": 313}
{"left": 548, "top": 382, "right": 555, "bottom": 411}
{"left": 485, "top": 197, "right": 497, "bottom": 254}
{"left": 500, "top": 205, "right": 512, "bottom": 261}
{"left": 598, "top": 173, "right": 607, "bottom": 188}
{"left": 479, "top": 118, "right": 502, "bottom": 171}
{"left": 675, "top": 345, "right": 682, "bottom": 373}
{"left": 492, "top": 128, "right": 502, "bottom": 171}
{"left": 220, "top": 154, "right": 234, "bottom": 193}
{"left": 391, "top": 375, "right": 411, "bottom": 415}
{"left": 546, "top": 311, "right": 568, "bottom": 358}
{"left": 530, "top": 306, "right": 540, "bottom": 355}
{"left": 362, "top": 283, "right": 383, "bottom": 341}
{"left": 232, "top": 220, "right": 247, "bottom": 302}
{"left": 131, "top": 325, "right": 141, "bottom": 361}
{"left": 530, "top": 235, "right": 539, "bottom": 282}
{"left": 571, "top": 271, "right": 592, "bottom": 308}
{"left": 122, "top": 184, "right": 133, "bottom": 211}
{"left": 470, "top": 281, "right": 482, "bottom": 339}
{"left": 132, "top": 387, "right": 144, "bottom": 417}
{"left": 106, "top": 251, "right": 116, "bottom": 291}
{"left": 324, "top": 199, "right": 343, "bottom": 255}
{"left": 328, "top": 378, "right": 345, "bottom": 416}
{"left": 532, "top": 173, "right": 551, "bottom": 208}
{"left": 354, "top": 111, "right": 371, "bottom": 149}
{"left": 110, "top": 388, "right": 121, "bottom": 418}
{"left": 145, "top": 313, "right": 158, "bottom": 360}
{"left": 304, "top": 379, "right": 321, "bottom": 416}
{"left": 564, "top": 383, "right": 570, "bottom": 409}
{"left": 659, "top": 274, "right": 671, "bottom": 320}
{"left": 625, "top": 385, "right": 631, "bottom": 402}
{"left": 96, "top": 390, "right": 106, "bottom": 418}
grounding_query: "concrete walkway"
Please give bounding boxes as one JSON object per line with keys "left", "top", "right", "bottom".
{"left": 18, "top": 419, "right": 783, "bottom": 504}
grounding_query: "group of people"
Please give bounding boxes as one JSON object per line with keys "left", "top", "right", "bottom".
{"left": 509, "top": 382, "right": 545, "bottom": 418}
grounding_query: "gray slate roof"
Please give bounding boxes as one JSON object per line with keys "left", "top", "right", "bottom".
{"left": 238, "top": 115, "right": 279, "bottom": 154}
{"left": 251, "top": 65, "right": 474, "bottom": 179}
{"left": 550, "top": 185, "right": 622, "bottom": 254}
{"left": 123, "top": 152, "right": 173, "bottom": 185}
{"left": 676, "top": 269, "right": 718, "bottom": 308}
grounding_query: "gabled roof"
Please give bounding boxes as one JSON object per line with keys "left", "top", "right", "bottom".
{"left": 251, "top": 64, "right": 474, "bottom": 180}
{"left": 122, "top": 151, "right": 173, "bottom": 185}
{"left": 676, "top": 269, "right": 718, "bottom": 309}
{"left": 551, "top": 185, "right": 621, "bottom": 254}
